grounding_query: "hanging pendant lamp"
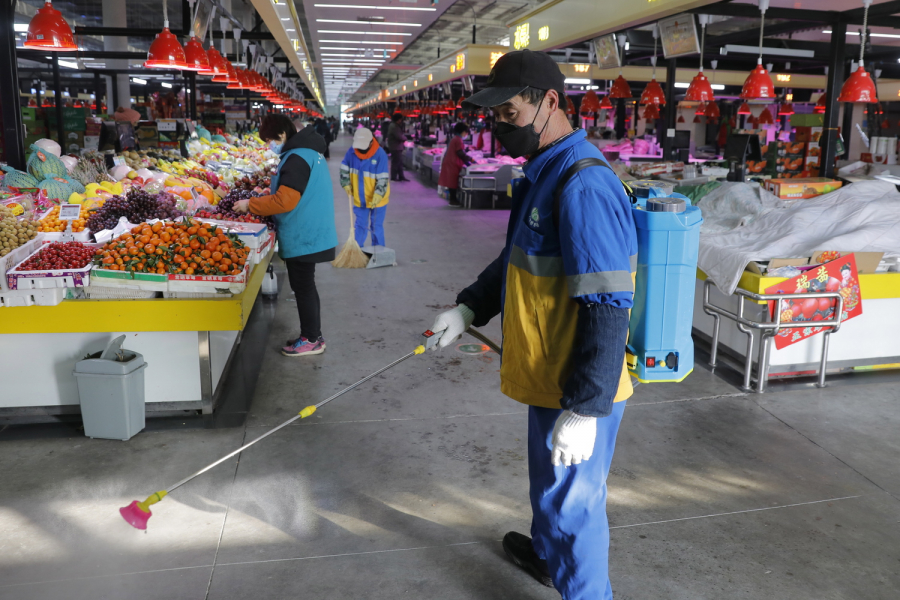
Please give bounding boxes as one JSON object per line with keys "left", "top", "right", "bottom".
{"left": 677, "top": 113, "right": 685, "bottom": 123}
{"left": 695, "top": 103, "right": 706, "bottom": 116}
{"left": 145, "top": 0, "right": 188, "bottom": 69}
{"left": 599, "top": 95, "right": 614, "bottom": 111}
{"left": 581, "top": 90, "right": 602, "bottom": 112}
{"left": 777, "top": 102, "right": 794, "bottom": 116}
{"left": 642, "top": 103, "right": 660, "bottom": 120}
{"left": 693, "top": 114, "right": 702, "bottom": 124}
{"left": 609, "top": 75, "right": 631, "bottom": 99}
{"left": 685, "top": 15, "right": 715, "bottom": 102}
{"left": 740, "top": 1, "right": 775, "bottom": 99}
{"left": 704, "top": 102, "right": 721, "bottom": 119}
{"left": 24, "top": 1, "right": 77, "bottom": 51}
{"left": 814, "top": 94, "right": 826, "bottom": 114}
{"left": 737, "top": 101, "right": 751, "bottom": 115}
{"left": 183, "top": 34, "right": 211, "bottom": 71}
{"left": 758, "top": 107, "right": 774, "bottom": 125}
{"left": 839, "top": 1, "right": 878, "bottom": 103}
{"left": 565, "top": 96, "right": 576, "bottom": 115}
{"left": 640, "top": 28, "right": 666, "bottom": 106}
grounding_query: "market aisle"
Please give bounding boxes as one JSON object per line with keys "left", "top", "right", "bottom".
{"left": 1, "top": 132, "right": 899, "bottom": 600}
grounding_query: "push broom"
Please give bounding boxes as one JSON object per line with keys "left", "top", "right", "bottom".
{"left": 331, "top": 192, "right": 369, "bottom": 269}
{"left": 120, "top": 327, "right": 500, "bottom": 530}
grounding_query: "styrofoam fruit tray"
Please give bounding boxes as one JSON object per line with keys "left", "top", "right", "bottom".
{"left": 0, "top": 287, "right": 66, "bottom": 307}
{"left": 189, "top": 217, "right": 268, "bottom": 249}
{"left": 83, "top": 286, "right": 159, "bottom": 299}
{"left": 253, "top": 231, "right": 276, "bottom": 265}
{"left": 38, "top": 229, "right": 93, "bottom": 243}
{"left": 89, "top": 268, "right": 169, "bottom": 292}
{"left": 6, "top": 243, "right": 100, "bottom": 290}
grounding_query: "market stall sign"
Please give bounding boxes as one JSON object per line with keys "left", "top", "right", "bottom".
{"left": 514, "top": 23, "right": 530, "bottom": 50}
{"left": 158, "top": 119, "right": 178, "bottom": 132}
{"left": 538, "top": 26, "right": 550, "bottom": 42}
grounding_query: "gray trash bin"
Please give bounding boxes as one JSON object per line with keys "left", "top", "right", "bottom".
{"left": 73, "top": 335, "right": 149, "bottom": 441}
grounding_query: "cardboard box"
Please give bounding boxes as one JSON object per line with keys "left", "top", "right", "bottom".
{"left": 21, "top": 107, "right": 40, "bottom": 122}
{"left": 746, "top": 257, "right": 809, "bottom": 275}
{"left": 789, "top": 114, "right": 824, "bottom": 128}
{"left": 811, "top": 251, "right": 884, "bottom": 274}
{"left": 765, "top": 177, "right": 842, "bottom": 199}
{"left": 83, "top": 135, "right": 100, "bottom": 151}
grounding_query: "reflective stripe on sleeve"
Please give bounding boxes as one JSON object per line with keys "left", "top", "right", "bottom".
{"left": 509, "top": 245, "right": 564, "bottom": 277}
{"left": 630, "top": 254, "right": 637, "bottom": 273}
{"left": 567, "top": 270, "right": 634, "bottom": 297}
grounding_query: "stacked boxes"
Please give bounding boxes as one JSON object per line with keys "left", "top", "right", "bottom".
{"left": 776, "top": 141, "right": 807, "bottom": 178}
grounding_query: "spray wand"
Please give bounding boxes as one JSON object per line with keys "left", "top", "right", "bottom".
{"left": 120, "top": 327, "right": 497, "bottom": 530}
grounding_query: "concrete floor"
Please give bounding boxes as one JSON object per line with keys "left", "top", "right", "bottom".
{"left": 2, "top": 134, "right": 899, "bottom": 600}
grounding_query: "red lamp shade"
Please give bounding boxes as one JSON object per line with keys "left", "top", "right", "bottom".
{"left": 456, "top": 96, "right": 466, "bottom": 109}
{"left": 639, "top": 79, "right": 665, "bottom": 106}
{"left": 24, "top": 1, "right": 77, "bottom": 52}
{"left": 182, "top": 36, "right": 210, "bottom": 72}
{"left": 599, "top": 95, "right": 614, "bottom": 110}
{"left": 777, "top": 102, "right": 794, "bottom": 116}
{"left": 695, "top": 102, "right": 706, "bottom": 116}
{"left": 881, "top": 120, "right": 889, "bottom": 129}
{"left": 758, "top": 107, "right": 774, "bottom": 125}
{"left": 227, "top": 67, "right": 245, "bottom": 89}
{"left": 838, "top": 65, "right": 878, "bottom": 103}
{"left": 814, "top": 94, "right": 826, "bottom": 114}
{"left": 693, "top": 114, "right": 702, "bottom": 124}
{"left": 581, "top": 90, "right": 602, "bottom": 112}
{"left": 566, "top": 96, "right": 575, "bottom": 115}
{"left": 677, "top": 114, "right": 685, "bottom": 123}
{"left": 704, "top": 102, "right": 720, "bottom": 119}
{"left": 609, "top": 75, "right": 631, "bottom": 99}
{"left": 740, "top": 62, "right": 775, "bottom": 99}
{"left": 642, "top": 103, "right": 660, "bottom": 120}
{"left": 203, "top": 47, "right": 227, "bottom": 78}
{"left": 737, "top": 101, "right": 751, "bottom": 115}
{"left": 145, "top": 26, "right": 189, "bottom": 70}
{"left": 748, "top": 115, "right": 758, "bottom": 127}
{"left": 684, "top": 71, "right": 715, "bottom": 103}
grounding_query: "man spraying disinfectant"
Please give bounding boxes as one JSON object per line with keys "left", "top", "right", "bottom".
{"left": 427, "top": 50, "right": 638, "bottom": 600}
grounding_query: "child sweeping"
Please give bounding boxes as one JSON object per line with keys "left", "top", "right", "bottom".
{"left": 340, "top": 128, "right": 390, "bottom": 248}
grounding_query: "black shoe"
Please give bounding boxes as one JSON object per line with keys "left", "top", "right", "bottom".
{"left": 502, "top": 532, "right": 554, "bottom": 588}
{"left": 398, "top": 177, "right": 410, "bottom": 182}
{"left": 448, "top": 200, "right": 461, "bottom": 207}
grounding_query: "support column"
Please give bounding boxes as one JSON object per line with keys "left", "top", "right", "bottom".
{"left": 103, "top": 0, "right": 131, "bottom": 112}
{"left": 52, "top": 55, "right": 64, "bottom": 145}
{"left": 0, "top": 0, "right": 25, "bottom": 168}
{"left": 662, "top": 58, "right": 677, "bottom": 160}
{"left": 188, "top": 72, "right": 198, "bottom": 120}
{"left": 821, "top": 21, "right": 846, "bottom": 179}
{"left": 93, "top": 72, "right": 102, "bottom": 115}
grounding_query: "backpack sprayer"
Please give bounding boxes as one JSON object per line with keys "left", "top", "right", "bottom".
{"left": 119, "top": 327, "right": 498, "bottom": 530}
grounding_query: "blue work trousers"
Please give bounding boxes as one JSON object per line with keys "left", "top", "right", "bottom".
{"left": 353, "top": 205, "right": 387, "bottom": 247}
{"left": 528, "top": 400, "right": 626, "bottom": 600}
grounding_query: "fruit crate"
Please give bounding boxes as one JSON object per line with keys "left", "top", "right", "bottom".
{"left": 0, "top": 238, "right": 43, "bottom": 294}
{"left": 253, "top": 231, "right": 276, "bottom": 266}
{"left": 89, "top": 268, "right": 169, "bottom": 292}
{"left": 83, "top": 286, "right": 159, "bottom": 299}
{"left": 167, "top": 260, "right": 251, "bottom": 294}
{"left": 193, "top": 218, "right": 268, "bottom": 250}
{"left": 38, "top": 229, "right": 93, "bottom": 243}
{"left": 6, "top": 243, "right": 99, "bottom": 290}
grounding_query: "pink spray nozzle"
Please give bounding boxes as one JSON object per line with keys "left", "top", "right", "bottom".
{"left": 120, "top": 500, "right": 152, "bottom": 530}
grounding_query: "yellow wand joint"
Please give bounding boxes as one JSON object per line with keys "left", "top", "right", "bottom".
{"left": 137, "top": 490, "right": 167, "bottom": 513}
{"left": 414, "top": 345, "right": 425, "bottom": 355}
{"left": 299, "top": 405, "right": 317, "bottom": 418}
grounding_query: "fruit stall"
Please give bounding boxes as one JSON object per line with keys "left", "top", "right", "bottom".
{"left": 0, "top": 135, "right": 279, "bottom": 417}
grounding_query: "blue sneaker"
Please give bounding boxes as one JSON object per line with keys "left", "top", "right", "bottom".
{"left": 281, "top": 336, "right": 326, "bottom": 357}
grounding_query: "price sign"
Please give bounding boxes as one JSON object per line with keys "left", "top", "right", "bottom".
{"left": 158, "top": 119, "right": 178, "bottom": 132}
{"left": 59, "top": 204, "right": 81, "bottom": 221}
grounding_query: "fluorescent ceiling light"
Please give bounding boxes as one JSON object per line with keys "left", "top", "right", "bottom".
{"left": 318, "top": 30, "right": 411, "bottom": 36}
{"left": 58, "top": 60, "right": 79, "bottom": 69}
{"left": 823, "top": 30, "right": 900, "bottom": 39}
{"left": 13, "top": 24, "right": 28, "bottom": 32}
{"left": 322, "top": 53, "right": 381, "bottom": 57}
{"left": 320, "top": 47, "right": 393, "bottom": 51}
{"left": 161, "top": 82, "right": 173, "bottom": 88}
{"left": 719, "top": 44, "right": 814, "bottom": 58}
{"left": 565, "top": 78, "right": 590, "bottom": 85}
{"left": 314, "top": 4, "right": 436, "bottom": 11}
{"left": 286, "top": 29, "right": 295, "bottom": 32}
{"left": 132, "top": 77, "right": 148, "bottom": 85}
{"left": 674, "top": 82, "right": 725, "bottom": 90}
{"left": 281, "top": 17, "right": 291, "bottom": 20}
{"left": 317, "top": 19, "right": 420, "bottom": 27}
{"left": 320, "top": 40, "right": 403, "bottom": 45}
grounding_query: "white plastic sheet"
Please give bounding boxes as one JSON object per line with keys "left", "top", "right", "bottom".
{"left": 698, "top": 180, "right": 900, "bottom": 294}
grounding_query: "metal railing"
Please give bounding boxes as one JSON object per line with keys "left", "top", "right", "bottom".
{"left": 702, "top": 280, "right": 845, "bottom": 393}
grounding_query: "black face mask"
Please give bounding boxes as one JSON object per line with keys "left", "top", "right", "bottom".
{"left": 494, "top": 92, "right": 551, "bottom": 159}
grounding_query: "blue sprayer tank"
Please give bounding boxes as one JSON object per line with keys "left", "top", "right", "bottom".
{"left": 626, "top": 181, "right": 703, "bottom": 383}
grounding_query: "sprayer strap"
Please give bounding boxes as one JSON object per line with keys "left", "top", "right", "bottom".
{"left": 552, "top": 158, "right": 635, "bottom": 229}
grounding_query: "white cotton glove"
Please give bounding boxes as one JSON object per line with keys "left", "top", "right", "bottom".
{"left": 551, "top": 410, "right": 598, "bottom": 467}
{"left": 430, "top": 304, "right": 475, "bottom": 350}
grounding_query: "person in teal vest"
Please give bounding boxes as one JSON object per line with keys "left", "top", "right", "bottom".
{"left": 233, "top": 114, "right": 338, "bottom": 357}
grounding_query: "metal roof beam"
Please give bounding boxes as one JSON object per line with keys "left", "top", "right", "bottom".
{"left": 73, "top": 27, "right": 274, "bottom": 40}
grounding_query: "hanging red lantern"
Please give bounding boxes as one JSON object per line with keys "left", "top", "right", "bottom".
{"left": 566, "top": 96, "right": 575, "bottom": 115}
{"left": 814, "top": 94, "right": 826, "bottom": 114}
{"left": 777, "top": 102, "right": 794, "bottom": 116}
{"left": 695, "top": 103, "right": 706, "bottom": 116}
{"left": 704, "top": 102, "right": 720, "bottom": 119}
{"left": 182, "top": 35, "right": 210, "bottom": 71}
{"left": 737, "top": 102, "right": 752, "bottom": 115}
{"left": 741, "top": 62, "right": 776, "bottom": 99}
{"left": 24, "top": 1, "right": 77, "bottom": 52}
{"left": 685, "top": 72, "right": 715, "bottom": 103}
{"left": 839, "top": 1, "right": 878, "bottom": 103}
{"left": 677, "top": 114, "right": 685, "bottom": 123}
{"left": 642, "top": 103, "right": 660, "bottom": 120}
{"left": 599, "top": 95, "right": 614, "bottom": 111}
{"left": 758, "top": 107, "right": 774, "bottom": 125}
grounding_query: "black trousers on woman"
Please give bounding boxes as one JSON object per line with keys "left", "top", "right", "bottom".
{"left": 284, "top": 259, "right": 322, "bottom": 340}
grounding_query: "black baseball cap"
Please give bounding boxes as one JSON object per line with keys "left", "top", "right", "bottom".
{"left": 464, "top": 49, "right": 566, "bottom": 109}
